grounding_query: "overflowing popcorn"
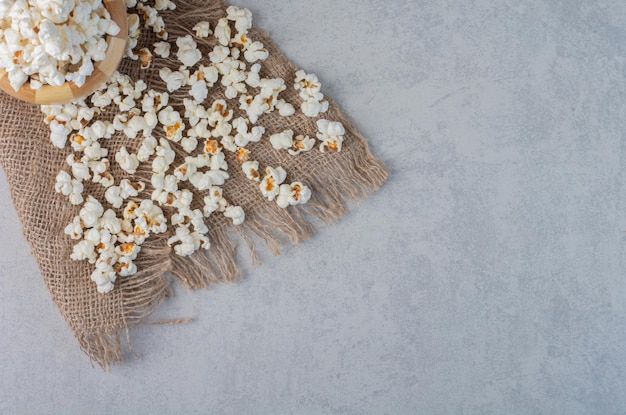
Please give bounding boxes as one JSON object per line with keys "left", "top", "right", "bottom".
{"left": 42, "top": 3, "right": 345, "bottom": 294}
{"left": 0, "top": 0, "right": 121, "bottom": 91}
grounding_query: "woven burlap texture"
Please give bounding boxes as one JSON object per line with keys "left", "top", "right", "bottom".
{"left": 0, "top": 0, "right": 388, "bottom": 369}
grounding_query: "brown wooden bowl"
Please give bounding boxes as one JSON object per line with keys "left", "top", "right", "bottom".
{"left": 0, "top": 0, "right": 128, "bottom": 105}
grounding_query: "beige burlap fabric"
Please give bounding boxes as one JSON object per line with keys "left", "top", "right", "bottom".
{"left": 0, "top": 0, "right": 387, "bottom": 369}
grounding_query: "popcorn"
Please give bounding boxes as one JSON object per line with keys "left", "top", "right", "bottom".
{"left": 244, "top": 41, "right": 269, "bottom": 63}
{"left": 301, "top": 98, "right": 329, "bottom": 118}
{"left": 139, "top": 48, "right": 154, "bottom": 69}
{"left": 316, "top": 119, "right": 345, "bottom": 152}
{"left": 55, "top": 170, "right": 84, "bottom": 205}
{"left": 193, "top": 21, "right": 212, "bottom": 38}
{"left": 214, "top": 18, "right": 231, "bottom": 46}
{"left": 189, "top": 80, "right": 208, "bottom": 103}
{"left": 209, "top": 45, "right": 230, "bottom": 64}
{"left": 154, "top": 0, "right": 176, "bottom": 11}
{"left": 153, "top": 41, "right": 171, "bottom": 58}
{"left": 242, "top": 160, "right": 260, "bottom": 181}
{"left": 91, "top": 268, "right": 116, "bottom": 293}
{"left": 115, "top": 146, "right": 140, "bottom": 174}
{"left": 100, "top": 209, "right": 122, "bottom": 235}
{"left": 276, "top": 182, "right": 312, "bottom": 208}
{"left": 49, "top": 120, "right": 72, "bottom": 148}
{"left": 175, "top": 35, "right": 202, "bottom": 68}
{"left": 260, "top": 166, "right": 287, "bottom": 201}
{"left": 224, "top": 205, "right": 245, "bottom": 226}
{"left": 294, "top": 70, "right": 324, "bottom": 101}
{"left": 67, "top": 154, "right": 91, "bottom": 181}
{"left": 119, "top": 179, "right": 145, "bottom": 198}
{"left": 71, "top": 240, "right": 97, "bottom": 263}
{"left": 288, "top": 135, "right": 315, "bottom": 156}
{"left": 226, "top": 6, "right": 253, "bottom": 33}
{"left": 270, "top": 130, "right": 294, "bottom": 151}
{"left": 105, "top": 185, "right": 124, "bottom": 208}
{"left": 115, "top": 255, "right": 137, "bottom": 277}
{"left": 64, "top": 216, "right": 83, "bottom": 240}
{"left": 276, "top": 99, "right": 295, "bottom": 117}
{"left": 159, "top": 67, "right": 188, "bottom": 92}
{"left": 79, "top": 196, "right": 104, "bottom": 228}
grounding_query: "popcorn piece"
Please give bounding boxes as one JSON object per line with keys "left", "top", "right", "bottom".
{"left": 244, "top": 41, "right": 269, "bottom": 63}
{"left": 159, "top": 67, "right": 188, "bottom": 92}
{"left": 71, "top": 240, "right": 97, "bottom": 263}
{"left": 276, "top": 99, "right": 295, "bottom": 117}
{"left": 115, "top": 146, "right": 140, "bottom": 174}
{"left": 64, "top": 216, "right": 83, "bottom": 240}
{"left": 316, "top": 119, "right": 345, "bottom": 153}
{"left": 193, "top": 21, "right": 212, "bottom": 38}
{"left": 260, "top": 166, "right": 287, "bottom": 201}
{"left": 153, "top": 41, "right": 171, "bottom": 58}
{"left": 80, "top": 196, "right": 104, "bottom": 228}
{"left": 224, "top": 205, "right": 245, "bottom": 225}
{"left": 301, "top": 98, "right": 329, "bottom": 118}
{"left": 294, "top": 70, "right": 324, "bottom": 101}
{"left": 270, "top": 130, "right": 294, "bottom": 151}
{"left": 242, "top": 160, "right": 260, "bottom": 182}
{"left": 288, "top": 135, "right": 315, "bottom": 156}
{"left": 176, "top": 35, "right": 202, "bottom": 68}
{"left": 226, "top": 6, "right": 253, "bottom": 33}
{"left": 214, "top": 18, "right": 231, "bottom": 46}
{"left": 139, "top": 48, "right": 154, "bottom": 69}
{"left": 105, "top": 185, "right": 124, "bottom": 209}
{"left": 276, "top": 181, "right": 312, "bottom": 208}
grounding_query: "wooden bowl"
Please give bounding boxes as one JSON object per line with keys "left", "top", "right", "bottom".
{"left": 0, "top": 0, "right": 128, "bottom": 105}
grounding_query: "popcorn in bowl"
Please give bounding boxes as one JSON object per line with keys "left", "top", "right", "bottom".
{"left": 0, "top": 0, "right": 122, "bottom": 92}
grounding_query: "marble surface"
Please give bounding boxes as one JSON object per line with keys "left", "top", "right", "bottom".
{"left": 2, "top": 1, "right": 626, "bottom": 414}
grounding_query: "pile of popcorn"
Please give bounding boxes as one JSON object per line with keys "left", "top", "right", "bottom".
{"left": 0, "top": 0, "right": 122, "bottom": 91}
{"left": 43, "top": 2, "right": 347, "bottom": 293}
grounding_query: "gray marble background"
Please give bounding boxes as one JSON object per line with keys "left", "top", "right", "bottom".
{"left": 2, "top": 0, "right": 626, "bottom": 414}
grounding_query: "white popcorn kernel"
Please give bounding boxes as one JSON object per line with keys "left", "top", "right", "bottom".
{"left": 71, "top": 240, "right": 97, "bottom": 263}
{"left": 270, "top": 130, "right": 294, "bottom": 150}
{"left": 136, "top": 200, "right": 168, "bottom": 234}
{"left": 115, "top": 242, "right": 140, "bottom": 261}
{"left": 153, "top": 41, "right": 171, "bottom": 58}
{"left": 67, "top": 154, "right": 91, "bottom": 181}
{"left": 105, "top": 185, "right": 123, "bottom": 208}
{"left": 137, "top": 136, "right": 158, "bottom": 162}
{"left": 209, "top": 45, "right": 229, "bottom": 64}
{"left": 242, "top": 160, "right": 260, "bottom": 182}
{"left": 301, "top": 98, "right": 329, "bottom": 118}
{"left": 317, "top": 119, "right": 345, "bottom": 153}
{"left": 55, "top": 171, "right": 73, "bottom": 195}
{"left": 155, "top": 0, "right": 176, "bottom": 11}
{"left": 244, "top": 42, "right": 269, "bottom": 63}
{"left": 64, "top": 216, "right": 83, "bottom": 240}
{"left": 116, "top": 255, "right": 137, "bottom": 277}
{"left": 260, "top": 166, "right": 287, "bottom": 201}
{"left": 226, "top": 6, "right": 253, "bottom": 33}
{"left": 294, "top": 70, "right": 324, "bottom": 101}
{"left": 224, "top": 205, "right": 245, "bottom": 226}
{"left": 173, "top": 161, "right": 197, "bottom": 181}
{"left": 176, "top": 35, "right": 201, "bottom": 68}
{"left": 100, "top": 209, "right": 122, "bottom": 235}
{"left": 115, "top": 146, "right": 140, "bottom": 174}
{"left": 119, "top": 179, "right": 145, "bottom": 198}
{"left": 276, "top": 99, "right": 295, "bottom": 117}
{"left": 50, "top": 120, "right": 71, "bottom": 148}
{"left": 80, "top": 195, "right": 104, "bottom": 228}
{"left": 139, "top": 48, "right": 154, "bottom": 69}
{"left": 181, "top": 136, "right": 198, "bottom": 153}
{"left": 159, "top": 67, "right": 188, "bottom": 92}
{"left": 193, "top": 21, "right": 211, "bottom": 38}
{"left": 189, "top": 80, "right": 208, "bottom": 103}
{"left": 84, "top": 142, "right": 108, "bottom": 161}
{"left": 214, "top": 18, "right": 231, "bottom": 46}
{"left": 288, "top": 135, "right": 315, "bottom": 156}
{"left": 158, "top": 105, "right": 182, "bottom": 126}
{"left": 203, "top": 187, "right": 227, "bottom": 216}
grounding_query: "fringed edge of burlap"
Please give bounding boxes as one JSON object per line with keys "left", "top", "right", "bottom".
{"left": 79, "top": 129, "right": 387, "bottom": 370}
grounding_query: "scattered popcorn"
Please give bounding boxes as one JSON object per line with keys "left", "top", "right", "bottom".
{"left": 153, "top": 41, "right": 171, "bottom": 58}
{"left": 49, "top": 4, "right": 324, "bottom": 294}
{"left": 316, "top": 119, "right": 345, "bottom": 152}
{"left": 176, "top": 35, "right": 202, "bottom": 68}
{"left": 242, "top": 160, "right": 261, "bottom": 181}
{"left": 139, "top": 48, "right": 154, "bottom": 69}
{"left": 260, "top": 166, "right": 287, "bottom": 201}
{"left": 270, "top": 130, "right": 294, "bottom": 151}
{"left": 193, "top": 21, "right": 212, "bottom": 38}
{"left": 275, "top": 181, "right": 312, "bottom": 208}
{"left": 116, "top": 146, "right": 140, "bottom": 174}
{"left": 224, "top": 205, "right": 245, "bottom": 225}
{"left": 288, "top": 135, "right": 315, "bottom": 156}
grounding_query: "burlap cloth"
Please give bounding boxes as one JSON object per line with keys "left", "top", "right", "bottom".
{"left": 0, "top": 0, "right": 387, "bottom": 369}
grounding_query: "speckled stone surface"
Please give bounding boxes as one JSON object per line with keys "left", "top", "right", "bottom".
{"left": 2, "top": 1, "right": 626, "bottom": 414}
